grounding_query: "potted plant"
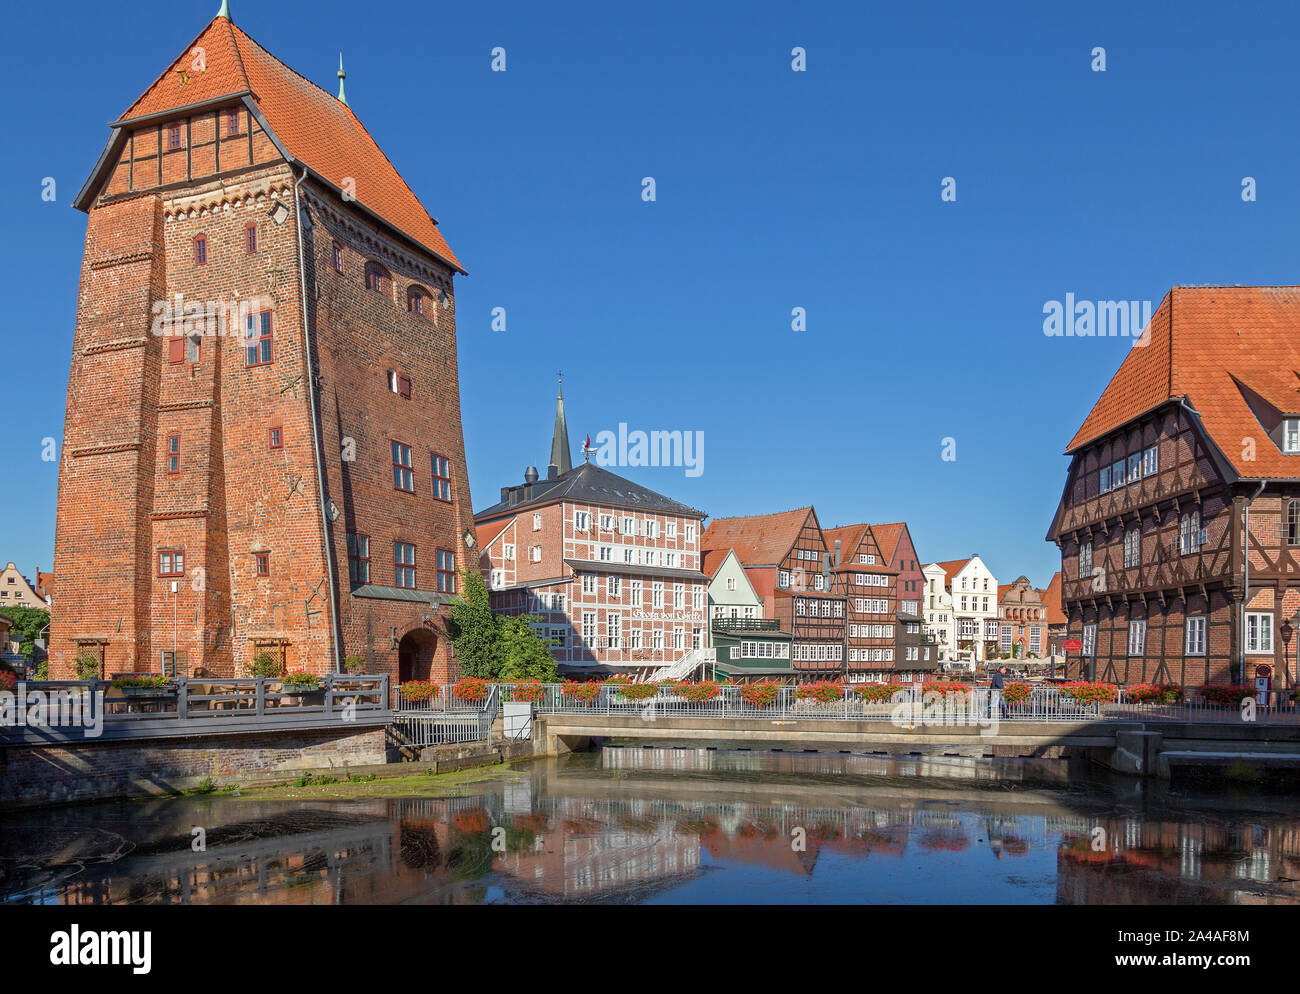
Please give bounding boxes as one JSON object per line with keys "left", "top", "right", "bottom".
{"left": 277, "top": 670, "right": 324, "bottom": 706}
{"left": 110, "top": 674, "right": 174, "bottom": 697}
{"left": 399, "top": 680, "right": 437, "bottom": 704}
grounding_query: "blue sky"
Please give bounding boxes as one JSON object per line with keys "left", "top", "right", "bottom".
{"left": 3, "top": 0, "right": 1299, "bottom": 588}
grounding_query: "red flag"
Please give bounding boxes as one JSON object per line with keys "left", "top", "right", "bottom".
{"left": 584, "top": 433, "right": 591, "bottom": 450}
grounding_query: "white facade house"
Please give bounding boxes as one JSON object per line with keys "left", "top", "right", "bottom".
{"left": 923, "top": 555, "right": 999, "bottom": 670}
{"left": 705, "top": 548, "right": 765, "bottom": 635}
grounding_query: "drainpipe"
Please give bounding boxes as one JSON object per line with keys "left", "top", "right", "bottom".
{"left": 1241, "top": 479, "right": 1268, "bottom": 685}
{"left": 292, "top": 166, "right": 343, "bottom": 673}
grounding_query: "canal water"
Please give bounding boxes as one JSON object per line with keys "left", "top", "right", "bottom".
{"left": 3, "top": 746, "right": 1299, "bottom": 904}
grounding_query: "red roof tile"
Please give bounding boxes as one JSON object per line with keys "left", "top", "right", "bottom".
{"left": 701, "top": 507, "right": 816, "bottom": 567}
{"left": 1066, "top": 286, "right": 1300, "bottom": 479}
{"left": 931, "top": 558, "right": 972, "bottom": 588}
{"left": 114, "top": 16, "right": 461, "bottom": 272}
{"left": 1041, "top": 572, "right": 1066, "bottom": 625}
{"left": 869, "top": 522, "right": 907, "bottom": 563}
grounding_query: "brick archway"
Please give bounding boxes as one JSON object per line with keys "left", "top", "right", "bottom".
{"left": 397, "top": 628, "right": 438, "bottom": 683}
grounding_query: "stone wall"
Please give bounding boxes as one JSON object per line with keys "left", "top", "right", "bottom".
{"left": 0, "top": 726, "right": 386, "bottom": 809}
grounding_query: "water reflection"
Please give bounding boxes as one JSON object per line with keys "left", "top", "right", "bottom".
{"left": 2, "top": 746, "right": 1300, "bottom": 905}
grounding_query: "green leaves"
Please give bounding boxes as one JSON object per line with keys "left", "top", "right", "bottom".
{"left": 447, "top": 569, "right": 559, "bottom": 683}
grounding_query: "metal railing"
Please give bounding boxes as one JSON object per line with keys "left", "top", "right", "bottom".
{"left": 390, "top": 682, "right": 1300, "bottom": 726}
{"left": 390, "top": 683, "right": 499, "bottom": 747}
{"left": 0, "top": 674, "right": 392, "bottom": 742}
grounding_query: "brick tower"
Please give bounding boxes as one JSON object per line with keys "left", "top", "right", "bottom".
{"left": 51, "top": 5, "right": 474, "bottom": 683}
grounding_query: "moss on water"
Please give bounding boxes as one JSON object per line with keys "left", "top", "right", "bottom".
{"left": 226, "top": 762, "right": 527, "bottom": 801}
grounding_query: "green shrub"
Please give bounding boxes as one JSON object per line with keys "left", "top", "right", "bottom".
{"left": 246, "top": 652, "right": 283, "bottom": 678}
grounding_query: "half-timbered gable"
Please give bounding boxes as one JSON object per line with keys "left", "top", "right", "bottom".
{"left": 1048, "top": 286, "right": 1300, "bottom": 688}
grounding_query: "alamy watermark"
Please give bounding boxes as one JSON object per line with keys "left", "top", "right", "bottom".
{"left": 1, "top": 684, "right": 104, "bottom": 737}
{"left": 1043, "top": 294, "right": 1152, "bottom": 346}
{"left": 590, "top": 423, "right": 704, "bottom": 478}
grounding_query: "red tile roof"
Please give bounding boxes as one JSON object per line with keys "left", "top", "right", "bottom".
{"left": 1041, "top": 572, "right": 1066, "bottom": 625}
{"left": 475, "top": 521, "right": 510, "bottom": 551}
{"left": 869, "top": 522, "right": 907, "bottom": 563}
{"left": 701, "top": 507, "right": 816, "bottom": 567}
{"left": 1066, "top": 286, "right": 1300, "bottom": 478}
{"left": 35, "top": 571, "right": 53, "bottom": 599}
{"left": 931, "top": 558, "right": 972, "bottom": 588}
{"left": 114, "top": 16, "right": 462, "bottom": 272}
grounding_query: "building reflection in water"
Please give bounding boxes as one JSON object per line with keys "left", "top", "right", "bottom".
{"left": 3, "top": 748, "right": 1300, "bottom": 905}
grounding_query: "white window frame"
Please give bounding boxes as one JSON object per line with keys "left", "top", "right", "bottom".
{"left": 1246, "top": 612, "right": 1274, "bottom": 654}
{"left": 1127, "top": 619, "right": 1146, "bottom": 657}
{"left": 1185, "top": 615, "right": 1206, "bottom": 656}
{"left": 1082, "top": 623, "right": 1097, "bottom": 657}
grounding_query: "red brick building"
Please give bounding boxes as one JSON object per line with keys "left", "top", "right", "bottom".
{"left": 995, "top": 576, "right": 1048, "bottom": 658}
{"left": 474, "top": 390, "right": 709, "bottom": 678}
{"left": 824, "top": 524, "right": 899, "bottom": 679}
{"left": 1047, "top": 286, "right": 1300, "bottom": 688}
{"left": 50, "top": 9, "right": 475, "bottom": 683}
{"left": 871, "top": 522, "right": 925, "bottom": 618}
{"left": 700, "top": 507, "right": 847, "bottom": 680}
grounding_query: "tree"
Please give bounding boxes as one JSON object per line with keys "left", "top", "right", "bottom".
{"left": 497, "top": 615, "right": 559, "bottom": 682}
{"left": 445, "top": 569, "right": 561, "bottom": 682}
{"left": 1, "top": 605, "right": 50, "bottom": 658}
{"left": 446, "top": 569, "right": 501, "bottom": 678}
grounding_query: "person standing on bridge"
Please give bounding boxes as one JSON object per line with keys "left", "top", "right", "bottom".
{"left": 988, "top": 665, "right": 1006, "bottom": 719}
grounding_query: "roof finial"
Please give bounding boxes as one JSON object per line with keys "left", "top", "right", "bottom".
{"left": 557, "top": 370, "right": 563, "bottom": 397}
{"left": 217, "top": 0, "right": 230, "bottom": 19}
{"left": 337, "top": 53, "right": 348, "bottom": 105}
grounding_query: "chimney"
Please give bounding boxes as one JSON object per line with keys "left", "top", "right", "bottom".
{"left": 546, "top": 463, "right": 558, "bottom": 480}
{"left": 834, "top": 539, "right": 841, "bottom": 567}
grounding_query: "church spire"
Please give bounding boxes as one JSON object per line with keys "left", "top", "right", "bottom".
{"left": 548, "top": 374, "right": 572, "bottom": 478}
{"left": 216, "top": 0, "right": 230, "bottom": 19}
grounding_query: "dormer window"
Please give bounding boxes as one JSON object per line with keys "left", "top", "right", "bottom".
{"left": 1285, "top": 418, "right": 1300, "bottom": 453}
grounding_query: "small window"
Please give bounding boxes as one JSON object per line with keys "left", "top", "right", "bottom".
{"left": 437, "top": 549, "right": 455, "bottom": 593}
{"left": 168, "top": 124, "right": 182, "bottom": 149}
{"left": 244, "top": 311, "right": 273, "bottom": 366}
{"left": 166, "top": 434, "right": 180, "bottom": 473}
{"left": 194, "top": 233, "right": 207, "bottom": 265}
{"left": 392, "top": 441, "right": 414, "bottom": 492}
{"left": 268, "top": 426, "right": 283, "bottom": 449}
{"left": 186, "top": 334, "right": 201, "bottom": 363}
{"left": 226, "top": 109, "right": 240, "bottom": 136}
{"left": 168, "top": 337, "right": 185, "bottom": 364}
{"left": 347, "top": 532, "right": 370, "bottom": 584}
{"left": 246, "top": 223, "right": 257, "bottom": 253}
{"left": 158, "top": 549, "right": 185, "bottom": 577}
{"left": 332, "top": 241, "right": 343, "bottom": 273}
{"left": 398, "top": 374, "right": 411, "bottom": 399}
{"left": 395, "top": 542, "right": 417, "bottom": 588}
{"left": 1288, "top": 500, "right": 1300, "bottom": 546}
{"left": 255, "top": 552, "right": 270, "bottom": 577}
{"left": 364, "top": 261, "right": 390, "bottom": 295}
{"left": 431, "top": 454, "right": 452, "bottom": 501}
{"left": 407, "top": 286, "right": 431, "bottom": 317}
{"left": 1286, "top": 419, "right": 1300, "bottom": 454}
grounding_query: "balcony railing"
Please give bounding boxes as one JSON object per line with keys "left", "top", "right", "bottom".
{"left": 711, "top": 618, "right": 782, "bottom": 633}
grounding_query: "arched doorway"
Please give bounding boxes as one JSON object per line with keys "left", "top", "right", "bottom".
{"left": 398, "top": 628, "right": 438, "bottom": 683}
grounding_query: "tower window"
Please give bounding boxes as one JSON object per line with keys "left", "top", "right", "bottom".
{"left": 268, "top": 426, "right": 283, "bottom": 450}
{"left": 395, "top": 542, "right": 417, "bottom": 588}
{"left": 255, "top": 552, "right": 270, "bottom": 577}
{"left": 347, "top": 532, "right": 370, "bottom": 583}
{"left": 166, "top": 434, "right": 180, "bottom": 473}
{"left": 158, "top": 549, "right": 185, "bottom": 577}
{"left": 432, "top": 454, "right": 452, "bottom": 501}
{"left": 332, "top": 242, "right": 343, "bottom": 273}
{"left": 194, "top": 234, "right": 207, "bottom": 265}
{"left": 436, "top": 549, "right": 456, "bottom": 593}
{"left": 246, "top": 223, "right": 257, "bottom": 253}
{"left": 244, "top": 311, "right": 273, "bottom": 366}
{"left": 392, "top": 441, "right": 414, "bottom": 492}
{"left": 364, "top": 261, "right": 390, "bottom": 295}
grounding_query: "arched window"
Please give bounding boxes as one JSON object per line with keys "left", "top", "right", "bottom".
{"left": 364, "top": 261, "right": 391, "bottom": 296}
{"left": 1288, "top": 499, "right": 1300, "bottom": 546}
{"left": 194, "top": 233, "right": 207, "bottom": 265}
{"left": 407, "top": 285, "right": 431, "bottom": 317}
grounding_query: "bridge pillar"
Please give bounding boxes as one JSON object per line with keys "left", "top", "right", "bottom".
{"left": 1094, "top": 729, "right": 1163, "bottom": 777}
